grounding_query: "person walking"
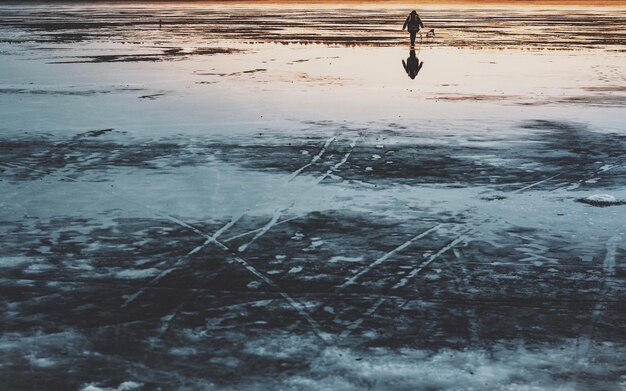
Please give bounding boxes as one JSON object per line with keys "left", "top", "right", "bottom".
{"left": 402, "top": 10, "right": 424, "bottom": 47}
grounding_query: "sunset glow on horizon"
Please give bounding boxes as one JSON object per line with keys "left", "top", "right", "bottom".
{"left": 82, "top": 0, "right": 626, "bottom": 5}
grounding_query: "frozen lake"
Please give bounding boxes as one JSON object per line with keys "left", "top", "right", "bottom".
{"left": 0, "top": 3, "right": 625, "bottom": 390}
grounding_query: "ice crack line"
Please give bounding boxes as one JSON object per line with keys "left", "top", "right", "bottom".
{"left": 237, "top": 135, "right": 359, "bottom": 253}
{"left": 575, "top": 234, "right": 622, "bottom": 362}
{"left": 286, "top": 223, "right": 446, "bottom": 333}
{"left": 7, "top": 136, "right": 335, "bottom": 309}
{"left": 513, "top": 173, "right": 561, "bottom": 193}
{"left": 123, "top": 213, "right": 244, "bottom": 306}
{"left": 223, "top": 214, "right": 305, "bottom": 243}
{"left": 209, "top": 235, "right": 332, "bottom": 342}
{"left": 550, "top": 163, "right": 619, "bottom": 192}
{"left": 131, "top": 214, "right": 331, "bottom": 342}
{"left": 0, "top": 162, "right": 83, "bottom": 183}
{"left": 287, "top": 223, "right": 451, "bottom": 335}
{"left": 339, "top": 231, "right": 471, "bottom": 338}
{"left": 338, "top": 223, "right": 445, "bottom": 290}
{"left": 316, "top": 136, "right": 359, "bottom": 184}
{"left": 287, "top": 135, "right": 336, "bottom": 181}
{"left": 513, "top": 160, "right": 621, "bottom": 194}
{"left": 230, "top": 135, "right": 338, "bottom": 252}
{"left": 1, "top": 161, "right": 329, "bottom": 342}
{"left": 452, "top": 248, "right": 480, "bottom": 344}
{"left": 237, "top": 204, "right": 292, "bottom": 252}
{"left": 393, "top": 233, "right": 471, "bottom": 290}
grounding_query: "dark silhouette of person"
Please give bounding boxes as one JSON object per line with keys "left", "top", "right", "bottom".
{"left": 402, "top": 10, "right": 424, "bottom": 47}
{"left": 402, "top": 49, "right": 423, "bottom": 79}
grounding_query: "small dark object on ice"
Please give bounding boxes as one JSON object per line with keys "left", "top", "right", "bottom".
{"left": 82, "top": 128, "right": 113, "bottom": 138}
{"left": 481, "top": 194, "right": 507, "bottom": 201}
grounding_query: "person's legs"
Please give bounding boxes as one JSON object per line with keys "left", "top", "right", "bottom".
{"left": 410, "top": 31, "right": 416, "bottom": 46}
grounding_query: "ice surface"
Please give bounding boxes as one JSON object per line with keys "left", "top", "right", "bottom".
{"left": 0, "top": 3, "right": 625, "bottom": 390}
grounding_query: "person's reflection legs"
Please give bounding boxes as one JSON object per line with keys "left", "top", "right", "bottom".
{"left": 402, "top": 49, "right": 424, "bottom": 80}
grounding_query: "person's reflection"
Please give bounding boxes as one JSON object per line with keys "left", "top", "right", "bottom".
{"left": 402, "top": 49, "right": 423, "bottom": 80}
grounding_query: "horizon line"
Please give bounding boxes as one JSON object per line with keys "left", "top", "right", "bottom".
{"left": 5, "top": 0, "right": 626, "bottom": 5}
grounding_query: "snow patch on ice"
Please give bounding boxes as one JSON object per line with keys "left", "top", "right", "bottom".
{"left": 281, "top": 345, "right": 582, "bottom": 391}
{"left": 0, "top": 256, "right": 34, "bottom": 268}
{"left": 247, "top": 280, "right": 261, "bottom": 289}
{"left": 328, "top": 256, "right": 364, "bottom": 263}
{"left": 80, "top": 381, "right": 142, "bottom": 391}
{"left": 26, "top": 355, "right": 57, "bottom": 368}
{"left": 65, "top": 259, "right": 95, "bottom": 271}
{"left": 288, "top": 266, "right": 303, "bottom": 273}
{"left": 578, "top": 194, "right": 625, "bottom": 207}
{"left": 244, "top": 335, "right": 318, "bottom": 359}
{"left": 310, "top": 239, "right": 324, "bottom": 248}
{"left": 24, "top": 263, "right": 54, "bottom": 273}
{"left": 114, "top": 268, "right": 160, "bottom": 279}
{"left": 586, "top": 194, "right": 616, "bottom": 202}
{"left": 236, "top": 332, "right": 626, "bottom": 391}
{"left": 291, "top": 232, "right": 305, "bottom": 241}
